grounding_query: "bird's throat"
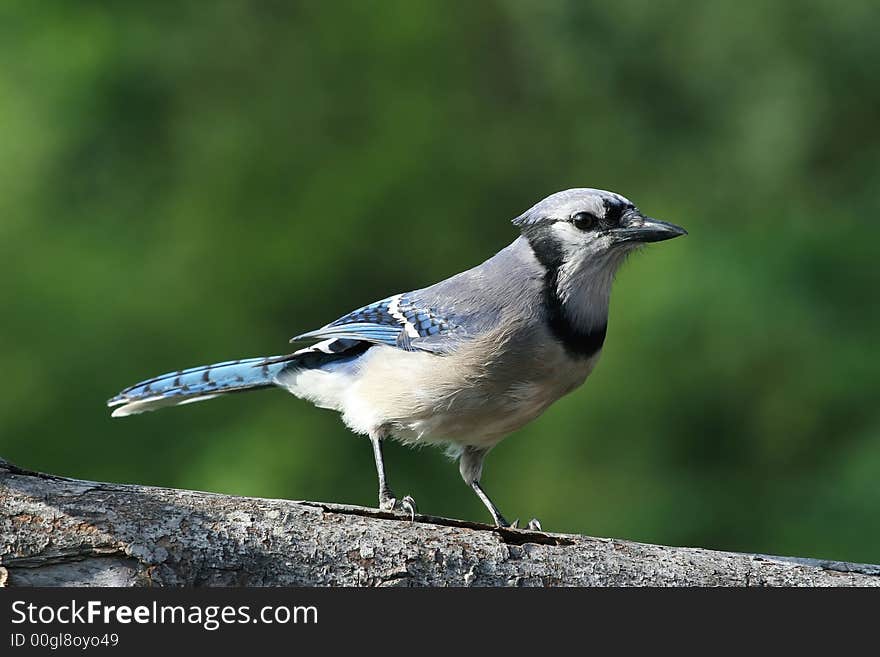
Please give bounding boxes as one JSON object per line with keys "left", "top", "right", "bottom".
{"left": 543, "top": 265, "right": 609, "bottom": 358}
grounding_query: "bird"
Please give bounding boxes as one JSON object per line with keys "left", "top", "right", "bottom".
{"left": 108, "top": 188, "right": 686, "bottom": 529}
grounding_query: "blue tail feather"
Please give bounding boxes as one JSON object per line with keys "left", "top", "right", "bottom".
{"left": 107, "top": 355, "right": 290, "bottom": 417}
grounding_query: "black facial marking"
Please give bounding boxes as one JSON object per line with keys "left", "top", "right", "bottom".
{"left": 523, "top": 224, "right": 564, "bottom": 270}
{"left": 602, "top": 198, "right": 622, "bottom": 225}
{"left": 524, "top": 227, "right": 607, "bottom": 359}
{"left": 602, "top": 198, "right": 633, "bottom": 230}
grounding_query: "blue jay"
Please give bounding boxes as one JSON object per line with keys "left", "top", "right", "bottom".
{"left": 109, "top": 188, "right": 686, "bottom": 528}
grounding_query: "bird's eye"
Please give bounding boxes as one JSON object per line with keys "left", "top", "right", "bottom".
{"left": 571, "top": 212, "right": 597, "bottom": 231}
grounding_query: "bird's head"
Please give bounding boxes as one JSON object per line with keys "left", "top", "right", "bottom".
{"left": 513, "top": 188, "right": 686, "bottom": 271}
{"left": 513, "top": 188, "right": 687, "bottom": 334}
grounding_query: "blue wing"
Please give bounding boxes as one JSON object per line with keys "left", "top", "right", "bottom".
{"left": 291, "top": 293, "right": 459, "bottom": 352}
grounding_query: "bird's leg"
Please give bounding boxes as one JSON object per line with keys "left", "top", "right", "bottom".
{"left": 369, "top": 432, "right": 416, "bottom": 520}
{"left": 470, "top": 480, "right": 511, "bottom": 527}
{"left": 460, "top": 446, "right": 541, "bottom": 530}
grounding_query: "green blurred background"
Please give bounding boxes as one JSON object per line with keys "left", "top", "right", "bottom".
{"left": 2, "top": 1, "right": 878, "bottom": 563}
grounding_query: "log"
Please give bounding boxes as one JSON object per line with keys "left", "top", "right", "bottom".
{"left": 1, "top": 458, "right": 877, "bottom": 587}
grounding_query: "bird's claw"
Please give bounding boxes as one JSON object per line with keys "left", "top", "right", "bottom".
{"left": 498, "top": 517, "right": 542, "bottom": 531}
{"left": 400, "top": 495, "right": 417, "bottom": 521}
{"left": 379, "top": 492, "right": 417, "bottom": 521}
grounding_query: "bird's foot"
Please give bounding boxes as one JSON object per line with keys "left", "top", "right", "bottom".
{"left": 498, "top": 517, "right": 542, "bottom": 531}
{"left": 379, "top": 491, "right": 417, "bottom": 521}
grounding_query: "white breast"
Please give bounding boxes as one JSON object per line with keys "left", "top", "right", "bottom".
{"left": 334, "top": 327, "right": 602, "bottom": 450}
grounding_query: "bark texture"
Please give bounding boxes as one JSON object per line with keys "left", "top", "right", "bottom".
{"left": 1, "top": 459, "right": 878, "bottom": 587}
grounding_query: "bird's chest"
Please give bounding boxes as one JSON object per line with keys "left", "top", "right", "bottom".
{"left": 500, "top": 341, "right": 601, "bottom": 421}
{"left": 428, "top": 338, "right": 602, "bottom": 446}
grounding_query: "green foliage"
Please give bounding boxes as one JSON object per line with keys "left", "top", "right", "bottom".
{"left": 2, "top": 0, "right": 878, "bottom": 562}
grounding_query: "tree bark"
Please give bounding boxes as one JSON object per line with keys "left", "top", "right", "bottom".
{"left": 1, "top": 459, "right": 877, "bottom": 587}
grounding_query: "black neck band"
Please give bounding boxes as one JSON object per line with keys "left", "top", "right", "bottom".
{"left": 524, "top": 227, "right": 608, "bottom": 359}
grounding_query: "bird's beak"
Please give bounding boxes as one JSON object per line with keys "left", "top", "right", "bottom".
{"left": 613, "top": 211, "right": 687, "bottom": 244}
